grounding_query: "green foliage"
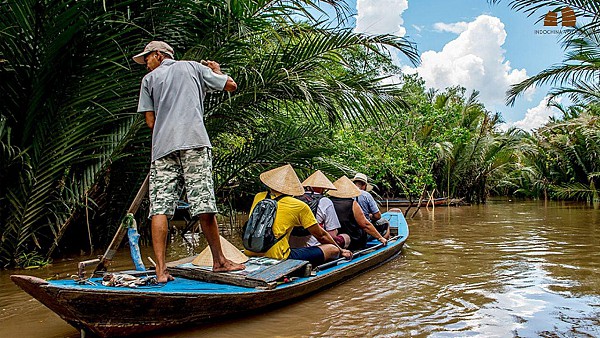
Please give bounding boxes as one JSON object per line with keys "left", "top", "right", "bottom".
{"left": 488, "top": 0, "right": 600, "bottom": 202}
{"left": 528, "top": 113, "right": 600, "bottom": 201}
{"left": 0, "top": 0, "right": 418, "bottom": 267}
{"left": 327, "top": 74, "right": 516, "bottom": 203}
{"left": 0, "top": 0, "right": 147, "bottom": 267}
{"left": 11, "top": 0, "right": 600, "bottom": 266}
{"left": 15, "top": 251, "right": 52, "bottom": 269}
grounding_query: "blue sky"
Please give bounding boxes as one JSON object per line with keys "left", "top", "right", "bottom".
{"left": 319, "top": 0, "right": 573, "bottom": 130}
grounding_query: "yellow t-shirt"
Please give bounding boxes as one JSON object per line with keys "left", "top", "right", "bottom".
{"left": 245, "top": 191, "right": 317, "bottom": 260}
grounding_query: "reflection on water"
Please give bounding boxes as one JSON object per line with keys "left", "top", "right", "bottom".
{"left": 1, "top": 201, "right": 600, "bottom": 337}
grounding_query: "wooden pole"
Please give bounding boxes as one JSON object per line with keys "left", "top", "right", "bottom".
{"left": 410, "top": 184, "right": 427, "bottom": 219}
{"left": 91, "top": 174, "right": 150, "bottom": 274}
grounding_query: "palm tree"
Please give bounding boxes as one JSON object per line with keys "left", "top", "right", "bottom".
{"left": 0, "top": 0, "right": 147, "bottom": 266}
{"left": 0, "top": 0, "right": 418, "bottom": 266}
{"left": 488, "top": 0, "right": 600, "bottom": 202}
{"left": 534, "top": 113, "right": 600, "bottom": 202}
{"left": 507, "top": 27, "right": 600, "bottom": 105}
{"left": 489, "top": 0, "right": 600, "bottom": 105}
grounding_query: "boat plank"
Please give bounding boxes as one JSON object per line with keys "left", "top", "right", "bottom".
{"left": 246, "top": 259, "right": 307, "bottom": 283}
{"left": 168, "top": 265, "right": 276, "bottom": 289}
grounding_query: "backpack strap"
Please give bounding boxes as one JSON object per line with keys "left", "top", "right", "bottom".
{"left": 274, "top": 194, "right": 290, "bottom": 242}
{"left": 274, "top": 194, "right": 289, "bottom": 202}
{"left": 264, "top": 192, "right": 289, "bottom": 202}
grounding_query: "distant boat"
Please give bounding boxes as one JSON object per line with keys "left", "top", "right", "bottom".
{"left": 378, "top": 197, "right": 449, "bottom": 207}
{"left": 11, "top": 213, "right": 410, "bottom": 337}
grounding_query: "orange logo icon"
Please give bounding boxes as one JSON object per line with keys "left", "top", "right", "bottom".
{"left": 544, "top": 11, "right": 557, "bottom": 26}
{"left": 562, "top": 7, "right": 576, "bottom": 26}
{"left": 544, "top": 7, "right": 576, "bottom": 27}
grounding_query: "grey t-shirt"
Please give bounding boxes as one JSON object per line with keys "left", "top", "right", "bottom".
{"left": 137, "top": 59, "right": 228, "bottom": 161}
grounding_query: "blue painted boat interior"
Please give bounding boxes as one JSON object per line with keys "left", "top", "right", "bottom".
{"left": 382, "top": 210, "right": 410, "bottom": 239}
{"left": 48, "top": 212, "right": 409, "bottom": 295}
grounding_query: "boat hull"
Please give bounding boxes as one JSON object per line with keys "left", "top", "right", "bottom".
{"left": 11, "top": 213, "right": 409, "bottom": 337}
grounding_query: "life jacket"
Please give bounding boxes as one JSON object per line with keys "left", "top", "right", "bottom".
{"left": 330, "top": 196, "right": 366, "bottom": 251}
{"left": 291, "top": 192, "right": 324, "bottom": 236}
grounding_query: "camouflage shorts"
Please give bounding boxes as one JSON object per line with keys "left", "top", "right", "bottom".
{"left": 149, "top": 147, "right": 218, "bottom": 217}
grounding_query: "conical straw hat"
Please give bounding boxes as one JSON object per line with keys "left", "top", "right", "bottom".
{"left": 302, "top": 170, "right": 337, "bottom": 190}
{"left": 192, "top": 235, "right": 249, "bottom": 267}
{"left": 328, "top": 176, "right": 362, "bottom": 198}
{"left": 259, "top": 164, "right": 305, "bottom": 196}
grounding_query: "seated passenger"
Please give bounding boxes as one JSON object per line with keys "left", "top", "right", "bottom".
{"left": 352, "top": 173, "right": 390, "bottom": 240}
{"left": 289, "top": 170, "right": 345, "bottom": 249}
{"left": 328, "top": 176, "right": 387, "bottom": 251}
{"left": 245, "top": 164, "right": 352, "bottom": 266}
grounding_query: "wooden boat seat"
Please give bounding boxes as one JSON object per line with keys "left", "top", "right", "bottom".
{"left": 168, "top": 258, "right": 309, "bottom": 290}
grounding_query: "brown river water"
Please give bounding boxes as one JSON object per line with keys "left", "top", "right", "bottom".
{"left": 1, "top": 200, "right": 599, "bottom": 337}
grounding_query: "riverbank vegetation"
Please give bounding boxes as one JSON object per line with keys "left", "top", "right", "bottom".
{"left": 0, "top": 0, "right": 598, "bottom": 267}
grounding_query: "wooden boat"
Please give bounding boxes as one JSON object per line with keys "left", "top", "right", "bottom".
{"left": 378, "top": 197, "right": 449, "bottom": 207}
{"left": 11, "top": 211, "right": 409, "bottom": 337}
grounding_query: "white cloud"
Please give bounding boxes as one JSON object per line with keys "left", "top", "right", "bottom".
{"left": 500, "top": 96, "right": 561, "bottom": 131}
{"left": 403, "top": 15, "right": 533, "bottom": 107}
{"left": 355, "top": 0, "right": 408, "bottom": 37}
{"left": 412, "top": 24, "right": 424, "bottom": 33}
{"left": 433, "top": 21, "right": 469, "bottom": 34}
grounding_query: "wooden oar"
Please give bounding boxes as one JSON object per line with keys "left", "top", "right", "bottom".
{"left": 76, "top": 174, "right": 150, "bottom": 277}
{"left": 315, "top": 235, "right": 401, "bottom": 272}
{"left": 95, "top": 173, "right": 150, "bottom": 273}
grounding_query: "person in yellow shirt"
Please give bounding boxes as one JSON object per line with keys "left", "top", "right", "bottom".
{"left": 246, "top": 164, "right": 352, "bottom": 266}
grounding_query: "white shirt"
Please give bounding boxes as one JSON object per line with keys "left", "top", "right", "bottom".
{"left": 306, "top": 196, "right": 341, "bottom": 247}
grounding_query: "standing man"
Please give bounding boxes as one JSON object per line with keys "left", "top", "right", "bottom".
{"left": 134, "top": 41, "right": 244, "bottom": 282}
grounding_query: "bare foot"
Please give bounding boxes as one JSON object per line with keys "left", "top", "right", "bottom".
{"left": 156, "top": 272, "right": 175, "bottom": 283}
{"left": 213, "top": 259, "right": 245, "bottom": 272}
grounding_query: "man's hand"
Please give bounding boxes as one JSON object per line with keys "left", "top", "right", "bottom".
{"left": 201, "top": 59, "right": 237, "bottom": 92}
{"left": 340, "top": 249, "right": 353, "bottom": 259}
{"left": 201, "top": 60, "right": 222, "bottom": 74}
{"left": 378, "top": 237, "right": 388, "bottom": 246}
{"left": 145, "top": 111, "right": 155, "bottom": 130}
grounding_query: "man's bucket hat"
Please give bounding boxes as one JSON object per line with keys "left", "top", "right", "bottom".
{"left": 352, "top": 172, "right": 373, "bottom": 192}
{"left": 133, "top": 41, "right": 175, "bottom": 65}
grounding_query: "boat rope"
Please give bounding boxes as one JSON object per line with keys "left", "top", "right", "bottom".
{"left": 122, "top": 213, "right": 136, "bottom": 228}
{"left": 101, "top": 273, "right": 160, "bottom": 288}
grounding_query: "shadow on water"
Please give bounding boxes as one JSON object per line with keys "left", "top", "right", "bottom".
{"left": 1, "top": 200, "right": 600, "bottom": 337}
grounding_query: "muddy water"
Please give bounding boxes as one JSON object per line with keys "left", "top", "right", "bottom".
{"left": 1, "top": 200, "right": 599, "bottom": 337}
